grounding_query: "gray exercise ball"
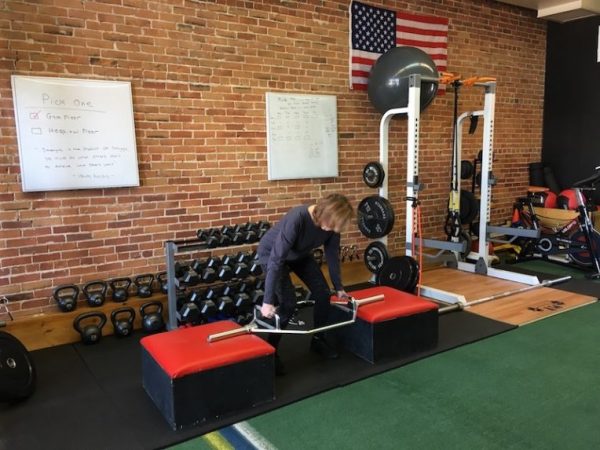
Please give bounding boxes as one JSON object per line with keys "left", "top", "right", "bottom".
{"left": 368, "top": 46, "right": 439, "bottom": 114}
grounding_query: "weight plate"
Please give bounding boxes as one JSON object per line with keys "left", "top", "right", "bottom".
{"left": 364, "top": 241, "right": 389, "bottom": 274}
{"left": 405, "top": 256, "right": 420, "bottom": 293}
{"left": 460, "top": 190, "right": 479, "bottom": 225}
{"left": 376, "top": 256, "right": 415, "bottom": 292}
{"left": 460, "top": 160, "right": 474, "bottom": 180}
{"left": 357, "top": 195, "right": 395, "bottom": 239}
{"left": 362, "top": 161, "right": 385, "bottom": 188}
{"left": 0, "top": 331, "right": 36, "bottom": 402}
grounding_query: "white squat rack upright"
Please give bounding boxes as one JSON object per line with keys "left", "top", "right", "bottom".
{"left": 376, "top": 74, "right": 540, "bottom": 306}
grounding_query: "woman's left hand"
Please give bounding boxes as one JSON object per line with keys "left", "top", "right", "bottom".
{"left": 337, "top": 290, "right": 351, "bottom": 301}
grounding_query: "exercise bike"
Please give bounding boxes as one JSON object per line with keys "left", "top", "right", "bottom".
{"left": 0, "top": 298, "right": 36, "bottom": 402}
{"left": 513, "top": 166, "right": 600, "bottom": 279}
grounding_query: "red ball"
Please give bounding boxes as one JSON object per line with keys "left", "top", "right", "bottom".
{"left": 544, "top": 191, "right": 557, "bottom": 208}
{"left": 558, "top": 189, "right": 585, "bottom": 210}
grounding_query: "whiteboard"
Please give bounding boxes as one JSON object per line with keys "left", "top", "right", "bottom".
{"left": 266, "top": 92, "right": 338, "bottom": 180}
{"left": 11, "top": 76, "right": 139, "bottom": 192}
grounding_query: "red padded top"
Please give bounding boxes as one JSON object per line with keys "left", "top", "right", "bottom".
{"left": 140, "top": 321, "right": 275, "bottom": 378}
{"left": 332, "top": 286, "right": 438, "bottom": 323}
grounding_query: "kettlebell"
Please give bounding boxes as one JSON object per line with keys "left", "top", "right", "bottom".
{"left": 82, "top": 280, "right": 108, "bottom": 307}
{"left": 157, "top": 272, "right": 168, "bottom": 294}
{"left": 53, "top": 284, "right": 80, "bottom": 312}
{"left": 109, "top": 277, "right": 132, "bottom": 302}
{"left": 134, "top": 274, "right": 155, "bottom": 298}
{"left": 73, "top": 312, "right": 107, "bottom": 345}
{"left": 110, "top": 307, "right": 135, "bottom": 338}
{"left": 140, "top": 301, "right": 165, "bottom": 333}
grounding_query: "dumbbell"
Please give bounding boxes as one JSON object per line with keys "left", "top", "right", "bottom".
{"left": 244, "top": 229, "right": 258, "bottom": 243}
{"left": 187, "top": 288, "right": 205, "bottom": 305}
{"left": 235, "top": 251, "right": 251, "bottom": 265}
{"left": 201, "top": 257, "right": 219, "bottom": 283}
{"left": 237, "top": 280, "right": 252, "bottom": 293}
{"left": 179, "top": 302, "right": 202, "bottom": 326}
{"left": 216, "top": 294, "right": 235, "bottom": 317}
{"left": 174, "top": 261, "right": 190, "bottom": 278}
{"left": 177, "top": 263, "right": 199, "bottom": 286}
{"left": 235, "top": 312, "right": 254, "bottom": 325}
{"left": 227, "top": 227, "right": 245, "bottom": 245}
{"left": 197, "top": 228, "right": 220, "bottom": 248}
{"left": 214, "top": 228, "right": 232, "bottom": 247}
{"left": 257, "top": 221, "right": 271, "bottom": 239}
{"left": 249, "top": 259, "right": 262, "bottom": 276}
{"left": 198, "top": 299, "right": 217, "bottom": 321}
{"left": 222, "top": 283, "right": 239, "bottom": 298}
{"left": 176, "top": 290, "right": 189, "bottom": 311}
{"left": 257, "top": 220, "right": 271, "bottom": 231}
{"left": 249, "top": 288, "right": 265, "bottom": 306}
{"left": 223, "top": 254, "right": 248, "bottom": 279}
{"left": 216, "top": 262, "right": 233, "bottom": 282}
{"left": 233, "top": 291, "right": 252, "bottom": 313}
{"left": 204, "top": 285, "right": 222, "bottom": 302}
{"left": 254, "top": 278, "right": 265, "bottom": 290}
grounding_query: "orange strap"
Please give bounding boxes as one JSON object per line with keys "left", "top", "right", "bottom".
{"left": 461, "top": 76, "right": 497, "bottom": 87}
{"left": 439, "top": 71, "right": 461, "bottom": 85}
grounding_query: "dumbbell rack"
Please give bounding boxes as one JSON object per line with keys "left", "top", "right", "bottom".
{"left": 164, "top": 238, "right": 259, "bottom": 330}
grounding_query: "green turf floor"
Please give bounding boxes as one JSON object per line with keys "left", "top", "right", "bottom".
{"left": 171, "top": 302, "right": 600, "bottom": 450}
{"left": 513, "top": 258, "right": 600, "bottom": 282}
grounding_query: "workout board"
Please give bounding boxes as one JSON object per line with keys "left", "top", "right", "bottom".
{"left": 11, "top": 75, "right": 139, "bottom": 192}
{"left": 266, "top": 92, "right": 338, "bottom": 180}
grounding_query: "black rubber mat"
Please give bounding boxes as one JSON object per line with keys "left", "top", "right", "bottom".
{"left": 0, "top": 308, "right": 515, "bottom": 450}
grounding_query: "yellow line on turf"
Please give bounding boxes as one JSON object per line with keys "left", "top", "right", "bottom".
{"left": 203, "top": 432, "right": 234, "bottom": 450}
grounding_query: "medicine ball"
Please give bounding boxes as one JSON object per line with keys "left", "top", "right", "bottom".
{"left": 543, "top": 191, "right": 558, "bottom": 208}
{"left": 367, "top": 46, "right": 439, "bottom": 114}
{"left": 557, "top": 189, "right": 584, "bottom": 210}
{"left": 528, "top": 190, "right": 558, "bottom": 209}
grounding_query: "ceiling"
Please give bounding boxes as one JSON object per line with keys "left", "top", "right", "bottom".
{"left": 496, "top": 0, "right": 600, "bottom": 22}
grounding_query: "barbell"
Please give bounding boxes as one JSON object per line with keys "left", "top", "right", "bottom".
{"left": 207, "top": 294, "right": 385, "bottom": 343}
{"left": 437, "top": 276, "right": 571, "bottom": 314}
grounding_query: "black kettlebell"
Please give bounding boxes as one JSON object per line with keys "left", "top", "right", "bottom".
{"left": 82, "top": 280, "right": 108, "bottom": 307}
{"left": 157, "top": 272, "right": 168, "bottom": 294}
{"left": 53, "top": 284, "right": 80, "bottom": 312}
{"left": 134, "top": 274, "right": 154, "bottom": 298}
{"left": 110, "top": 307, "right": 135, "bottom": 338}
{"left": 73, "top": 312, "right": 107, "bottom": 345}
{"left": 109, "top": 277, "right": 132, "bottom": 302}
{"left": 140, "top": 301, "right": 165, "bottom": 333}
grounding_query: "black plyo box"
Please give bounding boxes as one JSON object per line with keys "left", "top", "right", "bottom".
{"left": 330, "top": 305, "right": 438, "bottom": 364}
{"left": 142, "top": 347, "right": 274, "bottom": 430}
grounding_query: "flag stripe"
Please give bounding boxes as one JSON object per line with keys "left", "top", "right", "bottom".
{"left": 397, "top": 20, "right": 449, "bottom": 32}
{"left": 396, "top": 25, "right": 448, "bottom": 37}
{"left": 396, "top": 38, "right": 447, "bottom": 49}
{"left": 397, "top": 31, "right": 448, "bottom": 43}
{"left": 350, "top": 1, "right": 448, "bottom": 92}
{"left": 397, "top": 11, "right": 449, "bottom": 25}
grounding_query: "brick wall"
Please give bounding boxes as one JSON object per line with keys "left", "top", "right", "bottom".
{"left": 0, "top": 0, "right": 546, "bottom": 315}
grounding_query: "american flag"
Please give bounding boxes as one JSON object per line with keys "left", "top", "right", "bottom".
{"left": 350, "top": 1, "right": 449, "bottom": 91}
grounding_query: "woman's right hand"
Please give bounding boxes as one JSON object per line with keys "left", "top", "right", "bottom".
{"left": 261, "top": 303, "right": 277, "bottom": 319}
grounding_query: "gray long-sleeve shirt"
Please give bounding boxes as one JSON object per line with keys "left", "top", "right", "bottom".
{"left": 257, "top": 205, "right": 343, "bottom": 305}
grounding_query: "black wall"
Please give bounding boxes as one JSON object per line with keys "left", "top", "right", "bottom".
{"left": 543, "top": 17, "right": 600, "bottom": 201}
